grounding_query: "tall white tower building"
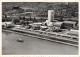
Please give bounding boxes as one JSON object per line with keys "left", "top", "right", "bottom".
{"left": 47, "top": 10, "right": 54, "bottom": 26}
{"left": 48, "top": 10, "right": 54, "bottom": 22}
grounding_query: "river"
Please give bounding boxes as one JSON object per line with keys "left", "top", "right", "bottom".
{"left": 2, "top": 31, "right": 78, "bottom": 55}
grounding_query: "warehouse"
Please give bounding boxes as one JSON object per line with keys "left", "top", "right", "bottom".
{"left": 62, "top": 21, "right": 77, "bottom": 29}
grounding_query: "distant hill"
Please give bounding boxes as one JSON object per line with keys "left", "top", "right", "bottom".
{"left": 2, "top": 2, "right": 78, "bottom": 18}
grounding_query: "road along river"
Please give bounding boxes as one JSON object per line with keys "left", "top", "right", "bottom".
{"left": 2, "top": 30, "right": 78, "bottom": 55}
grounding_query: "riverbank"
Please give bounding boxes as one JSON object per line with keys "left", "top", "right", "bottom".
{"left": 2, "top": 28, "right": 78, "bottom": 47}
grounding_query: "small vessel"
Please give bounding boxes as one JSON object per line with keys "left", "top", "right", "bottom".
{"left": 16, "top": 39, "right": 24, "bottom": 42}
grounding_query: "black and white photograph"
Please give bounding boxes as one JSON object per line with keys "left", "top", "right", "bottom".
{"left": 2, "top": 2, "right": 78, "bottom": 55}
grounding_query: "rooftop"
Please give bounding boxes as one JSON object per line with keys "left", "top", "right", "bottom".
{"left": 63, "top": 21, "right": 76, "bottom": 24}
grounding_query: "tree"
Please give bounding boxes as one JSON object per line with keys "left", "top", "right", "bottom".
{"left": 4, "top": 14, "right": 7, "bottom": 18}
{"left": 13, "top": 19, "right": 20, "bottom": 24}
{"left": 23, "top": 16, "right": 25, "bottom": 20}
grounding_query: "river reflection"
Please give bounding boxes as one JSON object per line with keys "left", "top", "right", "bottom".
{"left": 2, "top": 31, "right": 78, "bottom": 55}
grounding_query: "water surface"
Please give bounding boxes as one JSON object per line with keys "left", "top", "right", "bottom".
{"left": 2, "top": 31, "right": 78, "bottom": 55}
